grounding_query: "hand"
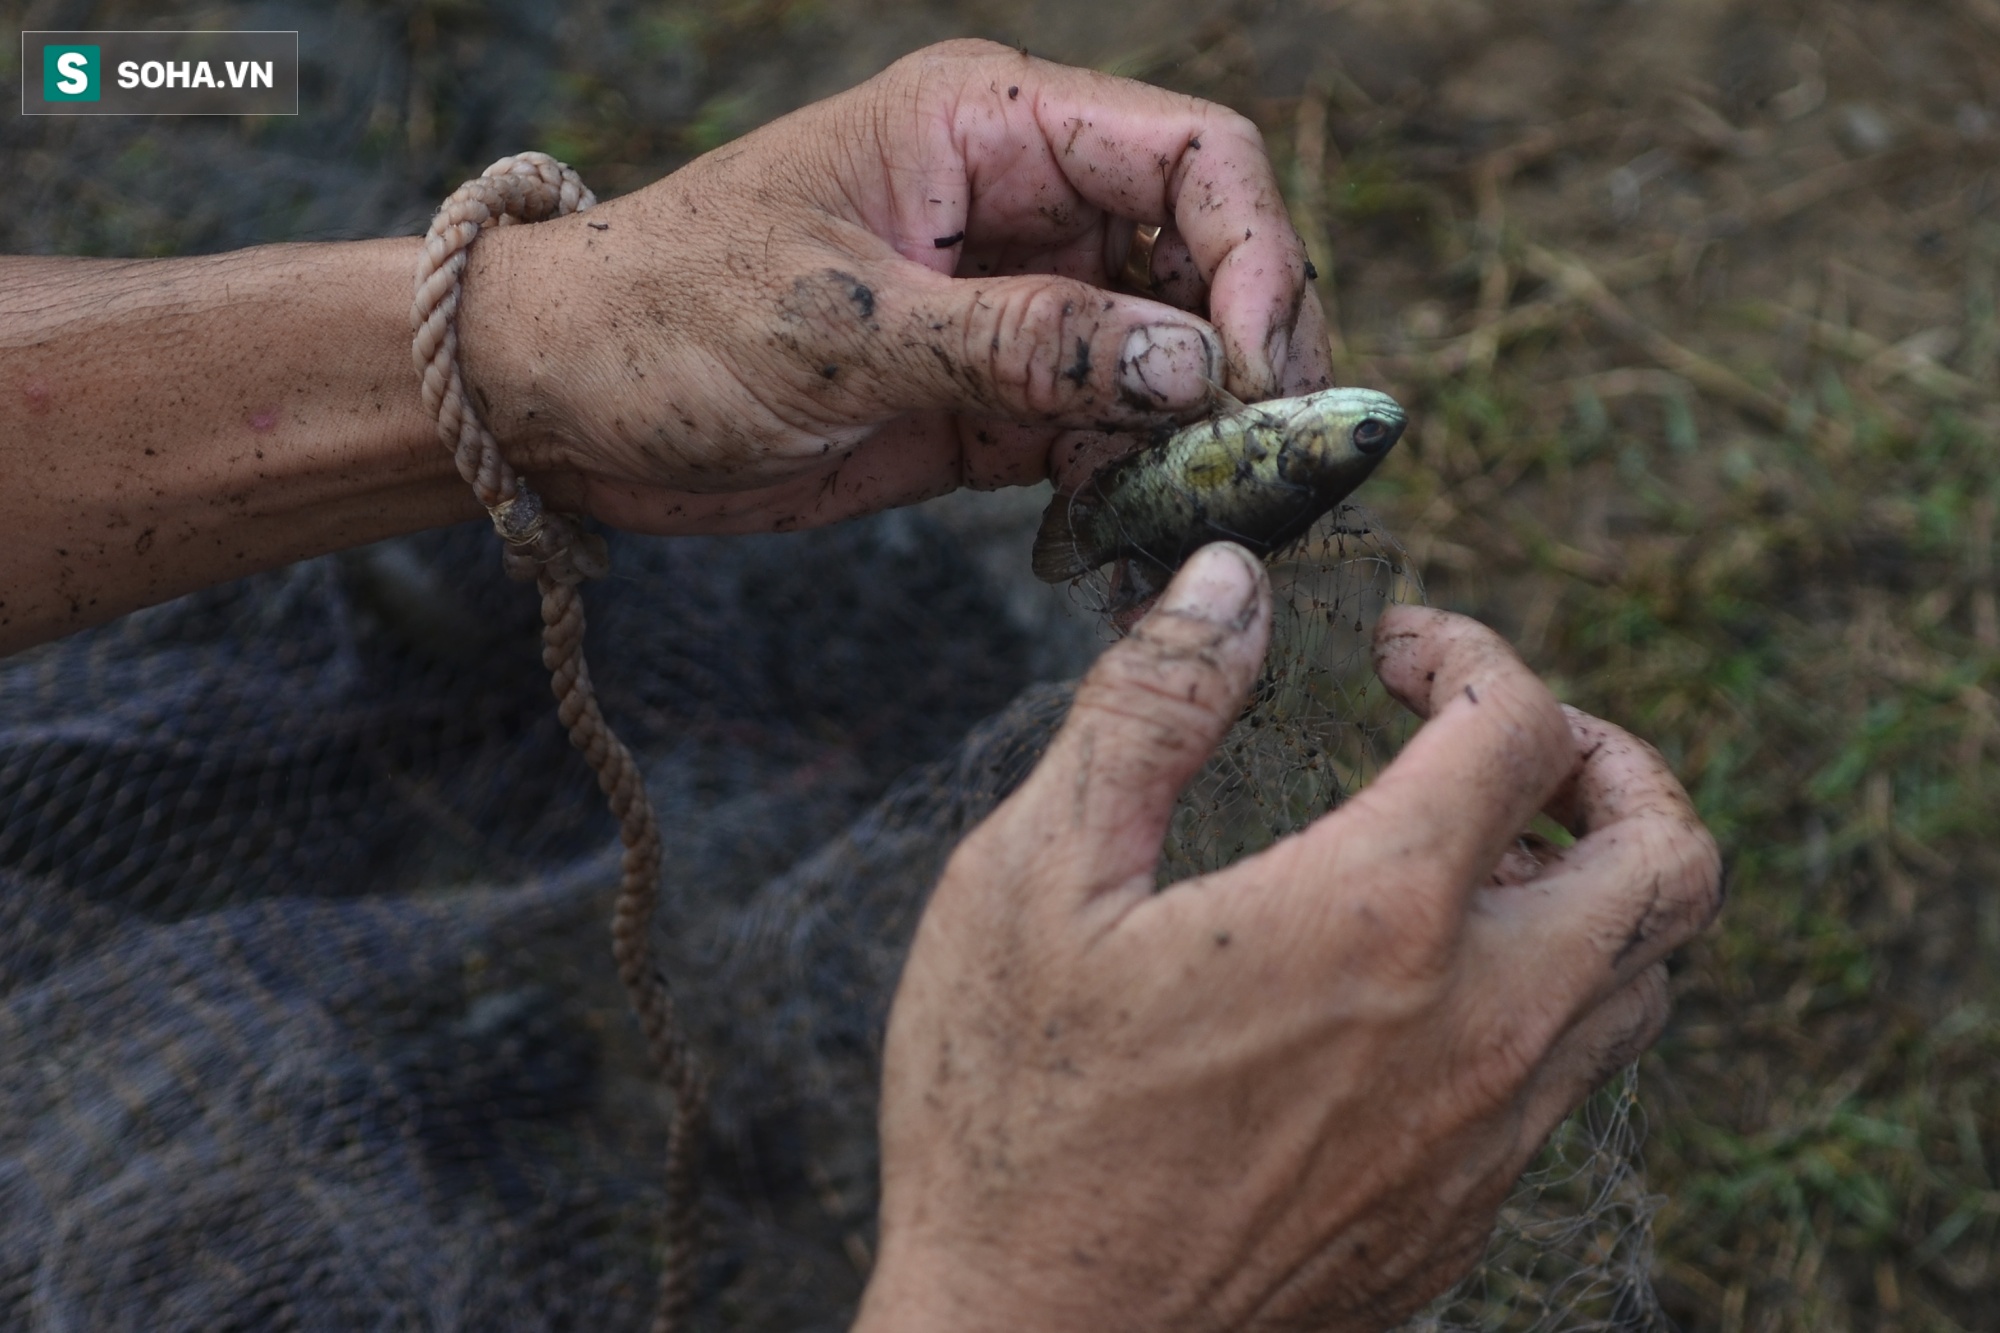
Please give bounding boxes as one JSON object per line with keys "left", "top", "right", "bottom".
{"left": 457, "top": 39, "right": 1333, "bottom": 536}
{"left": 854, "top": 544, "right": 1722, "bottom": 1333}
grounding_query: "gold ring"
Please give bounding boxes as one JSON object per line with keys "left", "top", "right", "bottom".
{"left": 1120, "top": 222, "right": 1162, "bottom": 294}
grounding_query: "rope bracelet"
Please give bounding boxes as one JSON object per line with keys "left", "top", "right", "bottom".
{"left": 411, "top": 151, "right": 703, "bottom": 1333}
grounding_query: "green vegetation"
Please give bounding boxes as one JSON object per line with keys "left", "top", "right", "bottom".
{"left": 1253, "top": 59, "right": 2000, "bottom": 1327}
{"left": 9, "top": 0, "right": 1991, "bottom": 1324}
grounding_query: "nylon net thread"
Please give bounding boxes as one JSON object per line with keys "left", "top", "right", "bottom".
{"left": 1075, "top": 510, "right": 1666, "bottom": 1332}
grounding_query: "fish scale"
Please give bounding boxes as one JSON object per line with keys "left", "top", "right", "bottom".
{"left": 1031, "top": 385, "right": 1408, "bottom": 594}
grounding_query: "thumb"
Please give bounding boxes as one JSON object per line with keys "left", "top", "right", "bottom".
{"left": 821, "top": 254, "right": 1225, "bottom": 426}
{"left": 1014, "top": 543, "right": 1272, "bottom": 909}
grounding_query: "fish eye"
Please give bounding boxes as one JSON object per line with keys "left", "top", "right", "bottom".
{"left": 1351, "top": 418, "right": 1397, "bottom": 455}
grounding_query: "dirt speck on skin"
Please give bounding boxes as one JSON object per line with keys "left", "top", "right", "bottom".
{"left": 1062, "top": 335, "right": 1091, "bottom": 385}
{"left": 841, "top": 276, "right": 876, "bottom": 321}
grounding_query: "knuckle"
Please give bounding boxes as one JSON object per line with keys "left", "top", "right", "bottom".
{"left": 1581, "top": 818, "right": 1722, "bottom": 979}
{"left": 945, "top": 36, "right": 1016, "bottom": 63}
{"left": 1487, "top": 1001, "right": 1565, "bottom": 1080}
{"left": 1210, "top": 107, "right": 1265, "bottom": 154}
{"left": 1598, "top": 967, "right": 1671, "bottom": 1075}
{"left": 1508, "top": 682, "right": 1579, "bottom": 775}
{"left": 1302, "top": 799, "right": 1471, "bottom": 985}
{"left": 1367, "top": 904, "right": 1461, "bottom": 989}
{"left": 982, "top": 281, "right": 1095, "bottom": 417}
{"left": 1632, "top": 963, "right": 1671, "bottom": 1026}
{"left": 1074, "top": 636, "right": 1234, "bottom": 743}
{"left": 1637, "top": 815, "right": 1725, "bottom": 937}
{"left": 1319, "top": 898, "right": 1462, "bottom": 1002}
{"left": 938, "top": 809, "right": 1023, "bottom": 897}
{"left": 1684, "top": 825, "right": 1726, "bottom": 922}
{"left": 889, "top": 38, "right": 994, "bottom": 82}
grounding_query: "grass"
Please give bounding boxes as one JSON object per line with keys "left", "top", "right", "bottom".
{"left": 1236, "top": 41, "right": 2000, "bottom": 1326}
{"left": 9, "top": 0, "right": 1992, "bottom": 1325}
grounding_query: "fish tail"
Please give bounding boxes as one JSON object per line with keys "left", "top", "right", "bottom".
{"left": 1031, "top": 491, "right": 1102, "bottom": 582}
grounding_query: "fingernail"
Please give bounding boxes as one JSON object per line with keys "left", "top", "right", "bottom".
{"left": 1118, "top": 322, "right": 1218, "bottom": 411}
{"left": 1159, "top": 543, "right": 1260, "bottom": 626}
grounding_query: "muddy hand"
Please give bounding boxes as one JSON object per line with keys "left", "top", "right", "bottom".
{"left": 453, "top": 39, "right": 1332, "bottom": 536}
{"left": 854, "top": 557, "right": 1721, "bottom": 1333}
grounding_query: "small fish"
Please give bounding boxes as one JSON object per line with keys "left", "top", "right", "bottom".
{"left": 1031, "top": 385, "right": 1407, "bottom": 597}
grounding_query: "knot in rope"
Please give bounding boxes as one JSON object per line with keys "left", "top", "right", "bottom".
{"left": 490, "top": 493, "right": 610, "bottom": 586}
{"left": 412, "top": 151, "right": 601, "bottom": 580}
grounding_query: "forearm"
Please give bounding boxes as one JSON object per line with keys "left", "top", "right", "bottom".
{"left": 1, "top": 238, "right": 478, "bottom": 654}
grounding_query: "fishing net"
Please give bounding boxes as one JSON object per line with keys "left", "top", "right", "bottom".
{"left": 1096, "top": 513, "right": 1668, "bottom": 1333}
{"left": 2, "top": 1, "right": 1660, "bottom": 1320}
{"left": 0, "top": 493, "right": 1661, "bottom": 1332}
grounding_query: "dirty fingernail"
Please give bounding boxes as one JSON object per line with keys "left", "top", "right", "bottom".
{"left": 1118, "top": 322, "right": 1218, "bottom": 411}
{"left": 1159, "top": 542, "right": 1260, "bottom": 625}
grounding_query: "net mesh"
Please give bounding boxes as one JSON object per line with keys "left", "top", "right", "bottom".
{"left": 0, "top": 498, "right": 1660, "bottom": 1331}
{"left": 1107, "top": 513, "right": 1667, "bottom": 1333}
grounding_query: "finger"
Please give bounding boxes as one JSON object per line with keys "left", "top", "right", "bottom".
{"left": 573, "top": 412, "right": 1114, "bottom": 534}
{"left": 1488, "top": 835, "right": 1559, "bottom": 888}
{"left": 886, "top": 41, "right": 1307, "bottom": 400}
{"left": 782, "top": 243, "right": 1226, "bottom": 427}
{"left": 844, "top": 415, "right": 1103, "bottom": 496}
{"left": 1108, "top": 221, "right": 1331, "bottom": 396}
{"left": 1280, "top": 286, "right": 1337, "bottom": 396}
{"left": 1142, "top": 225, "right": 1210, "bottom": 312}
{"left": 1545, "top": 705, "right": 1713, "bottom": 838}
{"left": 999, "top": 542, "right": 1271, "bottom": 913}
{"left": 1512, "top": 965, "right": 1669, "bottom": 1158}
{"left": 1279, "top": 606, "right": 1576, "bottom": 921}
{"left": 957, "top": 212, "right": 1129, "bottom": 290}
{"left": 575, "top": 413, "right": 978, "bottom": 535}
{"left": 1011, "top": 63, "right": 1307, "bottom": 400}
{"left": 1467, "top": 711, "right": 1722, "bottom": 1016}
{"left": 1124, "top": 239, "right": 1330, "bottom": 399}
{"left": 1041, "top": 285, "right": 1334, "bottom": 500}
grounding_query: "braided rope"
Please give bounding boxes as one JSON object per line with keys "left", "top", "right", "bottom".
{"left": 412, "top": 151, "right": 704, "bottom": 1332}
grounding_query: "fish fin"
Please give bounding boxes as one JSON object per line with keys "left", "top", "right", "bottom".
{"left": 1031, "top": 491, "right": 1102, "bottom": 582}
{"left": 1105, "top": 556, "right": 1174, "bottom": 625}
{"left": 1203, "top": 376, "right": 1250, "bottom": 414}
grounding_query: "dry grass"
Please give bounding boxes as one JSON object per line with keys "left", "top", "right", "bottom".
{"left": 9, "top": 0, "right": 1996, "bottom": 1327}
{"left": 1166, "top": 4, "right": 2000, "bottom": 1327}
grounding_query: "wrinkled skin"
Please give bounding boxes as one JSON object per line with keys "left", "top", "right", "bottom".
{"left": 461, "top": 39, "right": 1333, "bottom": 534}
{"left": 3, "top": 38, "right": 1326, "bottom": 647}
{"left": 856, "top": 546, "right": 1722, "bottom": 1333}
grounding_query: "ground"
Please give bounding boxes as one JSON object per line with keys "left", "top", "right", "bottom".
{"left": 4, "top": 1, "right": 1998, "bottom": 1329}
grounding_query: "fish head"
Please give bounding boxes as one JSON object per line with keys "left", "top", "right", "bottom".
{"left": 1273, "top": 386, "right": 1407, "bottom": 496}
